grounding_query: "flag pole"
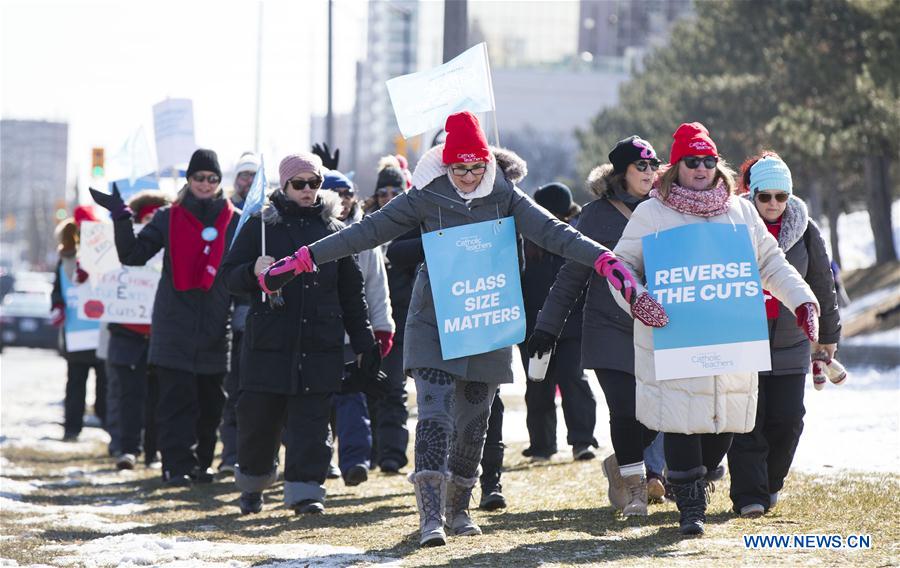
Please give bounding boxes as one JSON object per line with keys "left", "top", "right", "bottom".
{"left": 482, "top": 43, "right": 500, "bottom": 147}
{"left": 260, "top": 155, "right": 267, "bottom": 301}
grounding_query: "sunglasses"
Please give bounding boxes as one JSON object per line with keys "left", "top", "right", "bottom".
{"left": 682, "top": 156, "right": 719, "bottom": 170}
{"left": 450, "top": 165, "right": 487, "bottom": 177}
{"left": 288, "top": 177, "right": 322, "bottom": 190}
{"left": 633, "top": 160, "right": 660, "bottom": 172}
{"left": 337, "top": 188, "right": 355, "bottom": 199}
{"left": 191, "top": 173, "right": 221, "bottom": 184}
{"left": 375, "top": 187, "right": 400, "bottom": 198}
{"left": 755, "top": 192, "right": 789, "bottom": 203}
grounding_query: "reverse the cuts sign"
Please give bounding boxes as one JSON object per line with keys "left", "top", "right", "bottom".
{"left": 643, "top": 223, "right": 770, "bottom": 381}
{"left": 422, "top": 217, "right": 525, "bottom": 360}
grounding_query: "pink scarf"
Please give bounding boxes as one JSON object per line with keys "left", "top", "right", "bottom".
{"left": 651, "top": 181, "right": 731, "bottom": 217}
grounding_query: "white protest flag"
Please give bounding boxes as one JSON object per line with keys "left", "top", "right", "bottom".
{"left": 108, "top": 125, "right": 157, "bottom": 185}
{"left": 386, "top": 43, "right": 495, "bottom": 139}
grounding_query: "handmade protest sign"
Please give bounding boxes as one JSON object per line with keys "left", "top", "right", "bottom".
{"left": 643, "top": 223, "right": 770, "bottom": 380}
{"left": 387, "top": 43, "right": 495, "bottom": 139}
{"left": 59, "top": 267, "right": 100, "bottom": 352}
{"left": 422, "top": 217, "right": 525, "bottom": 360}
{"left": 76, "top": 223, "right": 162, "bottom": 324}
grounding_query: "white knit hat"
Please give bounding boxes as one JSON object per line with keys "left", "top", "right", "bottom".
{"left": 234, "top": 151, "right": 260, "bottom": 174}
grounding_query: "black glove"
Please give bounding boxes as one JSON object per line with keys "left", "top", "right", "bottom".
{"left": 526, "top": 329, "right": 556, "bottom": 358}
{"left": 311, "top": 142, "right": 340, "bottom": 170}
{"left": 89, "top": 183, "right": 130, "bottom": 220}
{"left": 341, "top": 343, "right": 387, "bottom": 397}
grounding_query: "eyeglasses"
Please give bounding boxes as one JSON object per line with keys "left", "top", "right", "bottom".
{"left": 682, "top": 156, "right": 718, "bottom": 170}
{"left": 633, "top": 160, "right": 660, "bottom": 172}
{"left": 450, "top": 165, "right": 487, "bottom": 177}
{"left": 237, "top": 171, "right": 256, "bottom": 179}
{"left": 288, "top": 177, "right": 323, "bottom": 190}
{"left": 755, "top": 192, "right": 789, "bottom": 203}
{"left": 191, "top": 173, "right": 221, "bottom": 184}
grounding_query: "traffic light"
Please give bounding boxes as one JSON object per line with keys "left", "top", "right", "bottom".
{"left": 91, "top": 147, "right": 105, "bottom": 177}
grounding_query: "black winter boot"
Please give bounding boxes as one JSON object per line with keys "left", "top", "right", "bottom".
{"left": 669, "top": 467, "right": 709, "bottom": 536}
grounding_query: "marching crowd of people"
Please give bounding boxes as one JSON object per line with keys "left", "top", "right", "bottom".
{"left": 52, "top": 112, "right": 841, "bottom": 546}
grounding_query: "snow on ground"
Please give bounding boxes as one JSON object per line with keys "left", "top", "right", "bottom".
{"left": 843, "top": 327, "right": 900, "bottom": 346}
{"left": 40, "top": 534, "right": 401, "bottom": 568}
{"left": 818, "top": 199, "right": 900, "bottom": 271}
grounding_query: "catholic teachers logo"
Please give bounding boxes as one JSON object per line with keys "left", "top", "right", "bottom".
{"left": 455, "top": 235, "right": 492, "bottom": 253}
{"left": 691, "top": 351, "right": 735, "bottom": 370}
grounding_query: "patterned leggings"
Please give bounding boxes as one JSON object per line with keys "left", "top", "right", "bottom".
{"left": 413, "top": 368, "right": 499, "bottom": 478}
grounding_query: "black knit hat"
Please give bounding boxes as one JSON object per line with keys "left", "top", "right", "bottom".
{"left": 375, "top": 166, "right": 406, "bottom": 191}
{"left": 608, "top": 135, "right": 658, "bottom": 174}
{"left": 186, "top": 148, "right": 222, "bottom": 178}
{"left": 534, "top": 183, "right": 573, "bottom": 217}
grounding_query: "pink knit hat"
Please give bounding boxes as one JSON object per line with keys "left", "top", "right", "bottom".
{"left": 279, "top": 153, "right": 323, "bottom": 187}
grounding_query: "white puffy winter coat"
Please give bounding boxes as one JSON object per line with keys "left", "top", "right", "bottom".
{"left": 611, "top": 196, "right": 817, "bottom": 434}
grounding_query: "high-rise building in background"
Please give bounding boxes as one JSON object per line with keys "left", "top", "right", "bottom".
{"left": 1, "top": 119, "right": 69, "bottom": 269}
{"left": 468, "top": 1, "right": 580, "bottom": 67}
{"left": 578, "top": 0, "right": 693, "bottom": 70}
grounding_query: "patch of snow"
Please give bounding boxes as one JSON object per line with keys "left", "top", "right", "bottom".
{"left": 843, "top": 327, "right": 900, "bottom": 347}
{"left": 0, "top": 476, "right": 40, "bottom": 498}
{"left": 819, "top": 200, "right": 900, "bottom": 271}
{"left": 45, "top": 533, "right": 399, "bottom": 568}
{"left": 841, "top": 286, "right": 900, "bottom": 321}
{"left": 0, "top": 457, "right": 33, "bottom": 476}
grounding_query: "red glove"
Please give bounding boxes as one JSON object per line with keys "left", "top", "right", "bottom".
{"left": 795, "top": 302, "right": 819, "bottom": 343}
{"left": 75, "top": 261, "right": 89, "bottom": 284}
{"left": 50, "top": 303, "right": 65, "bottom": 327}
{"left": 258, "top": 246, "right": 315, "bottom": 293}
{"left": 374, "top": 330, "right": 395, "bottom": 357}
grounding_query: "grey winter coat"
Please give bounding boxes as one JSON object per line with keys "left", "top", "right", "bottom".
{"left": 535, "top": 164, "right": 645, "bottom": 373}
{"left": 749, "top": 195, "right": 841, "bottom": 375}
{"left": 308, "top": 145, "right": 609, "bottom": 383}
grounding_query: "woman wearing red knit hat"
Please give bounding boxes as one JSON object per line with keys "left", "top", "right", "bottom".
{"left": 608, "top": 122, "right": 820, "bottom": 536}
{"left": 258, "top": 110, "right": 669, "bottom": 546}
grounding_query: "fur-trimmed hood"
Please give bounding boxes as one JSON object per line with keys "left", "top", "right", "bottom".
{"left": 127, "top": 190, "right": 171, "bottom": 215}
{"left": 743, "top": 193, "right": 809, "bottom": 250}
{"left": 261, "top": 189, "right": 343, "bottom": 225}
{"left": 410, "top": 144, "right": 527, "bottom": 191}
{"left": 587, "top": 163, "right": 617, "bottom": 198}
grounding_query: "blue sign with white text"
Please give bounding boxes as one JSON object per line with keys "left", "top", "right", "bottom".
{"left": 422, "top": 217, "right": 525, "bottom": 360}
{"left": 643, "top": 223, "right": 770, "bottom": 380}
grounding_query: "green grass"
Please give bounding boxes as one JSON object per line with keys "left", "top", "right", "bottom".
{"left": 2, "top": 438, "right": 898, "bottom": 567}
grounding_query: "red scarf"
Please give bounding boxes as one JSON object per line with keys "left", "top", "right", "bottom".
{"left": 763, "top": 218, "right": 782, "bottom": 319}
{"left": 169, "top": 200, "right": 234, "bottom": 291}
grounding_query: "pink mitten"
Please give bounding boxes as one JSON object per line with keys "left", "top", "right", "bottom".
{"left": 795, "top": 302, "right": 819, "bottom": 343}
{"left": 594, "top": 251, "right": 639, "bottom": 305}
{"left": 258, "top": 246, "right": 316, "bottom": 294}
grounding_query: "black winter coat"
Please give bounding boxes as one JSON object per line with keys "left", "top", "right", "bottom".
{"left": 536, "top": 166, "right": 645, "bottom": 373}
{"left": 113, "top": 191, "right": 239, "bottom": 375}
{"left": 522, "top": 240, "right": 584, "bottom": 340}
{"left": 757, "top": 195, "right": 841, "bottom": 375}
{"left": 221, "top": 191, "right": 375, "bottom": 395}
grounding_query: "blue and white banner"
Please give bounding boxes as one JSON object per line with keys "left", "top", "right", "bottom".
{"left": 231, "top": 154, "right": 267, "bottom": 248}
{"left": 59, "top": 266, "right": 100, "bottom": 352}
{"left": 643, "top": 223, "right": 770, "bottom": 381}
{"left": 422, "top": 217, "right": 524, "bottom": 360}
{"left": 387, "top": 43, "right": 495, "bottom": 139}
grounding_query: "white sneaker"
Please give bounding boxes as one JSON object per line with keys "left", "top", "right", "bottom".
{"left": 115, "top": 453, "right": 136, "bottom": 470}
{"left": 740, "top": 503, "right": 765, "bottom": 518}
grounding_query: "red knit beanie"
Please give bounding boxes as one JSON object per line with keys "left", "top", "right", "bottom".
{"left": 442, "top": 111, "right": 491, "bottom": 165}
{"left": 669, "top": 122, "right": 718, "bottom": 165}
{"left": 73, "top": 205, "right": 98, "bottom": 227}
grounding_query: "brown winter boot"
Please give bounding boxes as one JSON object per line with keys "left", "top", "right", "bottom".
{"left": 601, "top": 453, "right": 629, "bottom": 510}
{"left": 622, "top": 474, "right": 648, "bottom": 517}
{"left": 445, "top": 473, "right": 482, "bottom": 536}
{"left": 409, "top": 471, "right": 448, "bottom": 547}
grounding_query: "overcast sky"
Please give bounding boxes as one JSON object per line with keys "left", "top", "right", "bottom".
{"left": 1, "top": 0, "right": 367, "bottom": 187}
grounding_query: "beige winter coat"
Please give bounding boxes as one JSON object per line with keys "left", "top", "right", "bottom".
{"left": 611, "top": 196, "right": 818, "bottom": 434}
